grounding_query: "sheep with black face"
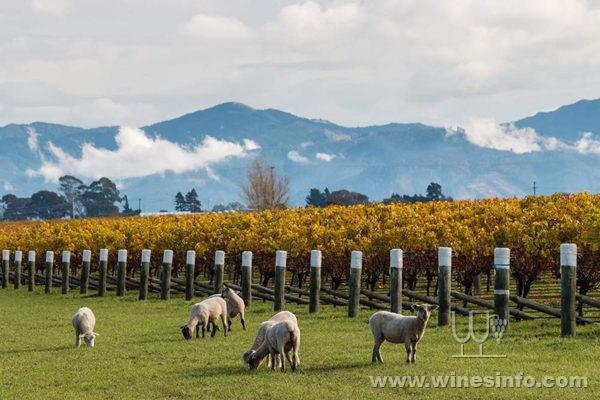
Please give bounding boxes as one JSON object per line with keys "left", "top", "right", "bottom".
{"left": 369, "top": 304, "right": 438, "bottom": 364}
{"left": 181, "top": 297, "right": 228, "bottom": 340}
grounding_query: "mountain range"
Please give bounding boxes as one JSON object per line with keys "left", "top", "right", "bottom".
{"left": 1, "top": 99, "right": 600, "bottom": 211}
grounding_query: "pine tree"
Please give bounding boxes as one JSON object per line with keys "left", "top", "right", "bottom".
{"left": 175, "top": 192, "right": 186, "bottom": 211}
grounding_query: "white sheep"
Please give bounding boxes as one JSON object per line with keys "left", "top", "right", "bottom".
{"left": 181, "top": 296, "right": 228, "bottom": 339}
{"left": 245, "top": 312, "right": 300, "bottom": 372}
{"left": 243, "top": 311, "right": 297, "bottom": 369}
{"left": 221, "top": 287, "right": 246, "bottom": 331}
{"left": 369, "top": 304, "right": 438, "bottom": 363}
{"left": 72, "top": 307, "right": 99, "bottom": 348}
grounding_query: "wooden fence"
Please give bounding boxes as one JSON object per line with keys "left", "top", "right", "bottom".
{"left": 0, "top": 244, "right": 597, "bottom": 337}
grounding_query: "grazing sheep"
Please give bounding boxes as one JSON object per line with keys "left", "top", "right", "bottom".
{"left": 72, "top": 307, "right": 99, "bottom": 348}
{"left": 245, "top": 313, "right": 300, "bottom": 372}
{"left": 221, "top": 287, "right": 246, "bottom": 331}
{"left": 181, "top": 297, "right": 228, "bottom": 340}
{"left": 243, "top": 311, "right": 297, "bottom": 369}
{"left": 369, "top": 304, "right": 438, "bottom": 364}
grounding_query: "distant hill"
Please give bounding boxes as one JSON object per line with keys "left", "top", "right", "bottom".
{"left": 1, "top": 99, "right": 600, "bottom": 211}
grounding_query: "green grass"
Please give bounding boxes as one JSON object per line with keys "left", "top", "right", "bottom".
{"left": 0, "top": 289, "right": 598, "bottom": 400}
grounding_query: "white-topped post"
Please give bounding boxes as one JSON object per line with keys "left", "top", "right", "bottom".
{"left": 14, "top": 250, "right": 22, "bottom": 289}
{"left": 80, "top": 250, "right": 91, "bottom": 294}
{"left": 348, "top": 250, "right": 363, "bottom": 317}
{"left": 183, "top": 250, "right": 195, "bottom": 301}
{"left": 241, "top": 251, "right": 252, "bottom": 306}
{"left": 493, "top": 247, "right": 510, "bottom": 330}
{"left": 1, "top": 250, "right": 9, "bottom": 289}
{"left": 116, "top": 249, "right": 127, "bottom": 297}
{"left": 274, "top": 250, "right": 287, "bottom": 312}
{"left": 309, "top": 250, "right": 322, "bottom": 313}
{"left": 61, "top": 250, "right": 71, "bottom": 295}
{"left": 27, "top": 251, "right": 36, "bottom": 291}
{"left": 438, "top": 247, "right": 452, "bottom": 326}
{"left": 390, "top": 249, "right": 403, "bottom": 313}
{"left": 213, "top": 250, "right": 225, "bottom": 294}
{"left": 560, "top": 243, "right": 577, "bottom": 337}
{"left": 161, "top": 249, "right": 173, "bottom": 300}
{"left": 97, "top": 248, "right": 108, "bottom": 296}
{"left": 139, "top": 249, "right": 151, "bottom": 300}
{"left": 44, "top": 251, "right": 54, "bottom": 294}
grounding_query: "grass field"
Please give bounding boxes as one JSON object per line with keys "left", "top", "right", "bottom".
{"left": 0, "top": 289, "right": 598, "bottom": 400}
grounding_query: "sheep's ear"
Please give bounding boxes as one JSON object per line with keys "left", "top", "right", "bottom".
{"left": 410, "top": 304, "right": 419, "bottom": 311}
{"left": 429, "top": 305, "right": 439, "bottom": 311}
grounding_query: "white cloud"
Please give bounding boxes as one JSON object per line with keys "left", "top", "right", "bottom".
{"left": 287, "top": 150, "right": 309, "bottom": 163}
{"left": 324, "top": 129, "right": 351, "bottom": 142}
{"left": 574, "top": 132, "right": 600, "bottom": 154}
{"left": 31, "top": 0, "right": 70, "bottom": 17}
{"left": 243, "top": 139, "right": 261, "bottom": 151}
{"left": 316, "top": 152, "right": 336, "bottom": 161}
{"left": 300, "top": 141, "right": 313, "bottom": 148}
{"left": 27, "top": 126, "right": 259, "bottom": 181}
{"left": 183, "top": 14, "right": 249, "bottom": 39}
{"left": 3, "top": 181, "right": 14, "bottom": 191}
{"left": 26, "top": 127, "right": 39, "bottom": 151}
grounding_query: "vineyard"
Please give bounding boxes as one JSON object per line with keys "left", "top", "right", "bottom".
{"left": 2, "top": 193, "right": 600, "bottom": 307}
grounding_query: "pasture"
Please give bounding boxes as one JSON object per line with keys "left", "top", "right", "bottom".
{"left": 0, "top": 289, "right": 598, "bottom": 400}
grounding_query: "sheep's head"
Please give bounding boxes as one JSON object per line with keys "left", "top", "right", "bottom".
{"left": 221, "top": 287, "right": 233, "bottom": 298}
{"left": 411, "top": 304, "right": 438, "bottom": 322}
{"left": 181, "top": 325, "right": 192, "bottom": 340}
{"left": 245, "top": 350, "right": 262, "bottom": 370}
{"left": 81, "top": 332, "right": 99, "bottom": 347}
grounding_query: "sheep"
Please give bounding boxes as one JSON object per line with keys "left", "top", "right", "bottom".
{"left": 181, "top": 296, "right": 228, "bottom": 340}
{"left": 244, "top": 312, "right": 300, "bottom": 372}
{"left": 72, "top": 307, "right": 99, "bottom": 348}
{"left": 243, "top": 311, "right": 297, "bottom": 369}
{"left": 221, "top": 287, "right": 246, "bottom": 331}
{"left": 369, "top": 304, "right": 438, "bottom": 364}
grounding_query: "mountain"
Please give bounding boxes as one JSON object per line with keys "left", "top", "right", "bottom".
{"left": 1, "top": 99, "right": 600, "bottom": 211}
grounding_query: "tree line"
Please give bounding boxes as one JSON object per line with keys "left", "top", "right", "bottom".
{"left": 0, "top": 176, "right": 139, "bottom": 221}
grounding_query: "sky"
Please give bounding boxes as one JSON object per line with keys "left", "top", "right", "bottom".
{"left": 2, "top": 0, "right": 600, "bottom": 131}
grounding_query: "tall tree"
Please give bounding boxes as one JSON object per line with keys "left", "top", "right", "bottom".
{"left": 80, "top": 177, "right": 121, "bottom": 217}
{"left": 58, "top": 175, "right": 84, "bottom": 218}
{"left": 175, "top": 192, "right": 186, "bottom": 211}
{"left": 185, "top": 189, "right": 202, "bottom": 213}
{"left": 241, "top": 159, "right": 289, "bottom": 211}
{"left": 426, "top": 182, "right": 445, "bottom": 201}
{"left": 306, "top": 188, "right": 328, "bottom": 208}
{"left": 29, "top": 190, "right": 70, "bottom": 219}
{"left": 1, "top": 194, "right": 31, "bottom": 220}
{"left": 326, "top": 189, "right": 369, "bottom": 206}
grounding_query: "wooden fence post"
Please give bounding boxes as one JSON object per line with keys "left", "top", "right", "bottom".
{"left": 14, "top": 251, "right": 22, "bottom": 289}
{"left": 61, "top": 251, "right": 71, "bottom": 295}
{"left": 80, "top": 250, "right": 91, "bottom": 294}
{"left": 390, "top": 249, "right": 403, "bottom": 314}
{"left": 27, "top": 251, "right": 36, "bottom": 292}
{"left": 98, "top": 249, "right": 108, "bottom": 297}
{"left": 348, "top": 250, "right": 362, "bottom": 318}
{"left": 274, "top": 250, "right": 287, "bottom": 312}
{"left": 309, "top": 250, "right": 322, "bottom": 313}
{"left": 214, "top": 250, "right": 225, "bottom": 294}
{"left": 438, "top": 247, "right": 452, "bottom": 326}
{"left": 45, "top": 251, "right": 54, "bottom": 294}
{"left": 185, "top": 250, "right": 195, "bottom": 301}
{"left": 139, "top": 249, "right": 151, "bottom": 300}
{"left": 116, "top": 249, "right": 127, "bottom": 297}
{"left": 161, "top": 250, "right": 173, "bottom": 300}
{"left": 241, "top": 251, "right": 252, "bottom": 306}
{"left": 494, "top": 247, "right": 510, "bottom": 330}
{"left": 2, "top": 250, "right": 9, "bottom": 288}
{"left": 560, "top": 243, "right": 577, "bottom": 337}
{"left": 473, "top": 273, "right": 482, "bottom": 295}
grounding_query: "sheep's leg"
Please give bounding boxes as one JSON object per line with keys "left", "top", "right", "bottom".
{"left": 372, "top": 339, "right": 384, "bottom": 363}
{"left": 211, "top": 320, "right": 218, "bottom": 338}
{"left": 195, "top": 324, "right": 200, "bottom": 339}
{"left": 269, "top": 350, "right": 277, "bottom": 370}
{"left": 75, "top": 333, "right": 81, "bottom": 348}
{"left": 240, "top": 312, "right": 246, "bottom": 330}
{"left": 201, "top": 322, "right": 206, "bottom": 338}
{"left": 221, "top": 315, "right": 228, "bottom": 337}
{"left": 267, "top": 354, "right": 273, "bottom": 369}
{"left": 404, "top": 341, "right": 412, "bottom": 364}
{"left": 228, "top": 317, "right": 233, "bottom": 332}
{"left": 410, "top": 342, "right": 417, "bottom": 363}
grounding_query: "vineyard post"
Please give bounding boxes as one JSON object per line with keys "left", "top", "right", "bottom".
{"left": 274, "top": 250, "right": 287, "bottom": 312}
{"left": 2, "top": 250, "right": 9, "bottom": 288}
{"left": 185, "top": 250, "right": 195, "bottom": 301}
{"left": 161, "top": 250, "right": 173, "bottom": 300}
{"left": 241, "top": 251, "right": 252, "bottom": 307}
{"left": 27, "top": 251, "right": 35, "bottom": 292}
{"left": 14, "top": 251, "right": 22, "bottom": 289}
{"left": 309, "top": 250, "right": 322, "bottom": 313}
{"left": 61, "top": 251, "right": 71, "bottom": 295}
{"left": 390, "top": 249, "right": 403, "bottom": 314}
{"left": 348, "top": 250, "right": 362, "bottom": 318}
{"left": 560, "top": 243, "right": 577, "bottom": 337}
{"left": 494, "top": 248, "right": 510, "bottom": 329}
{"left": 139, "top": 249, "right": 151, "bottom": 300}
{"left": 98, "top": 249, "right": 108, "bottom": 297}
{"left": 80, "top": 250, "right": 91, "bottom": 294}
{"left": 44, "top": 251, "right": 54, "bottom": 294}
{"left": 438, "top": 247, "right": 452, "bottom": 326}
{"left": 116, "top": 249, "right": 127, "bottom": 297}
{"left": 214, "top": 250, "right": 225, "bottom": 294}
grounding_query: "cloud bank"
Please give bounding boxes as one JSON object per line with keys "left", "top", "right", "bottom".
{"left": 27, "top": 126, "right": 260, "bottom": 181}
